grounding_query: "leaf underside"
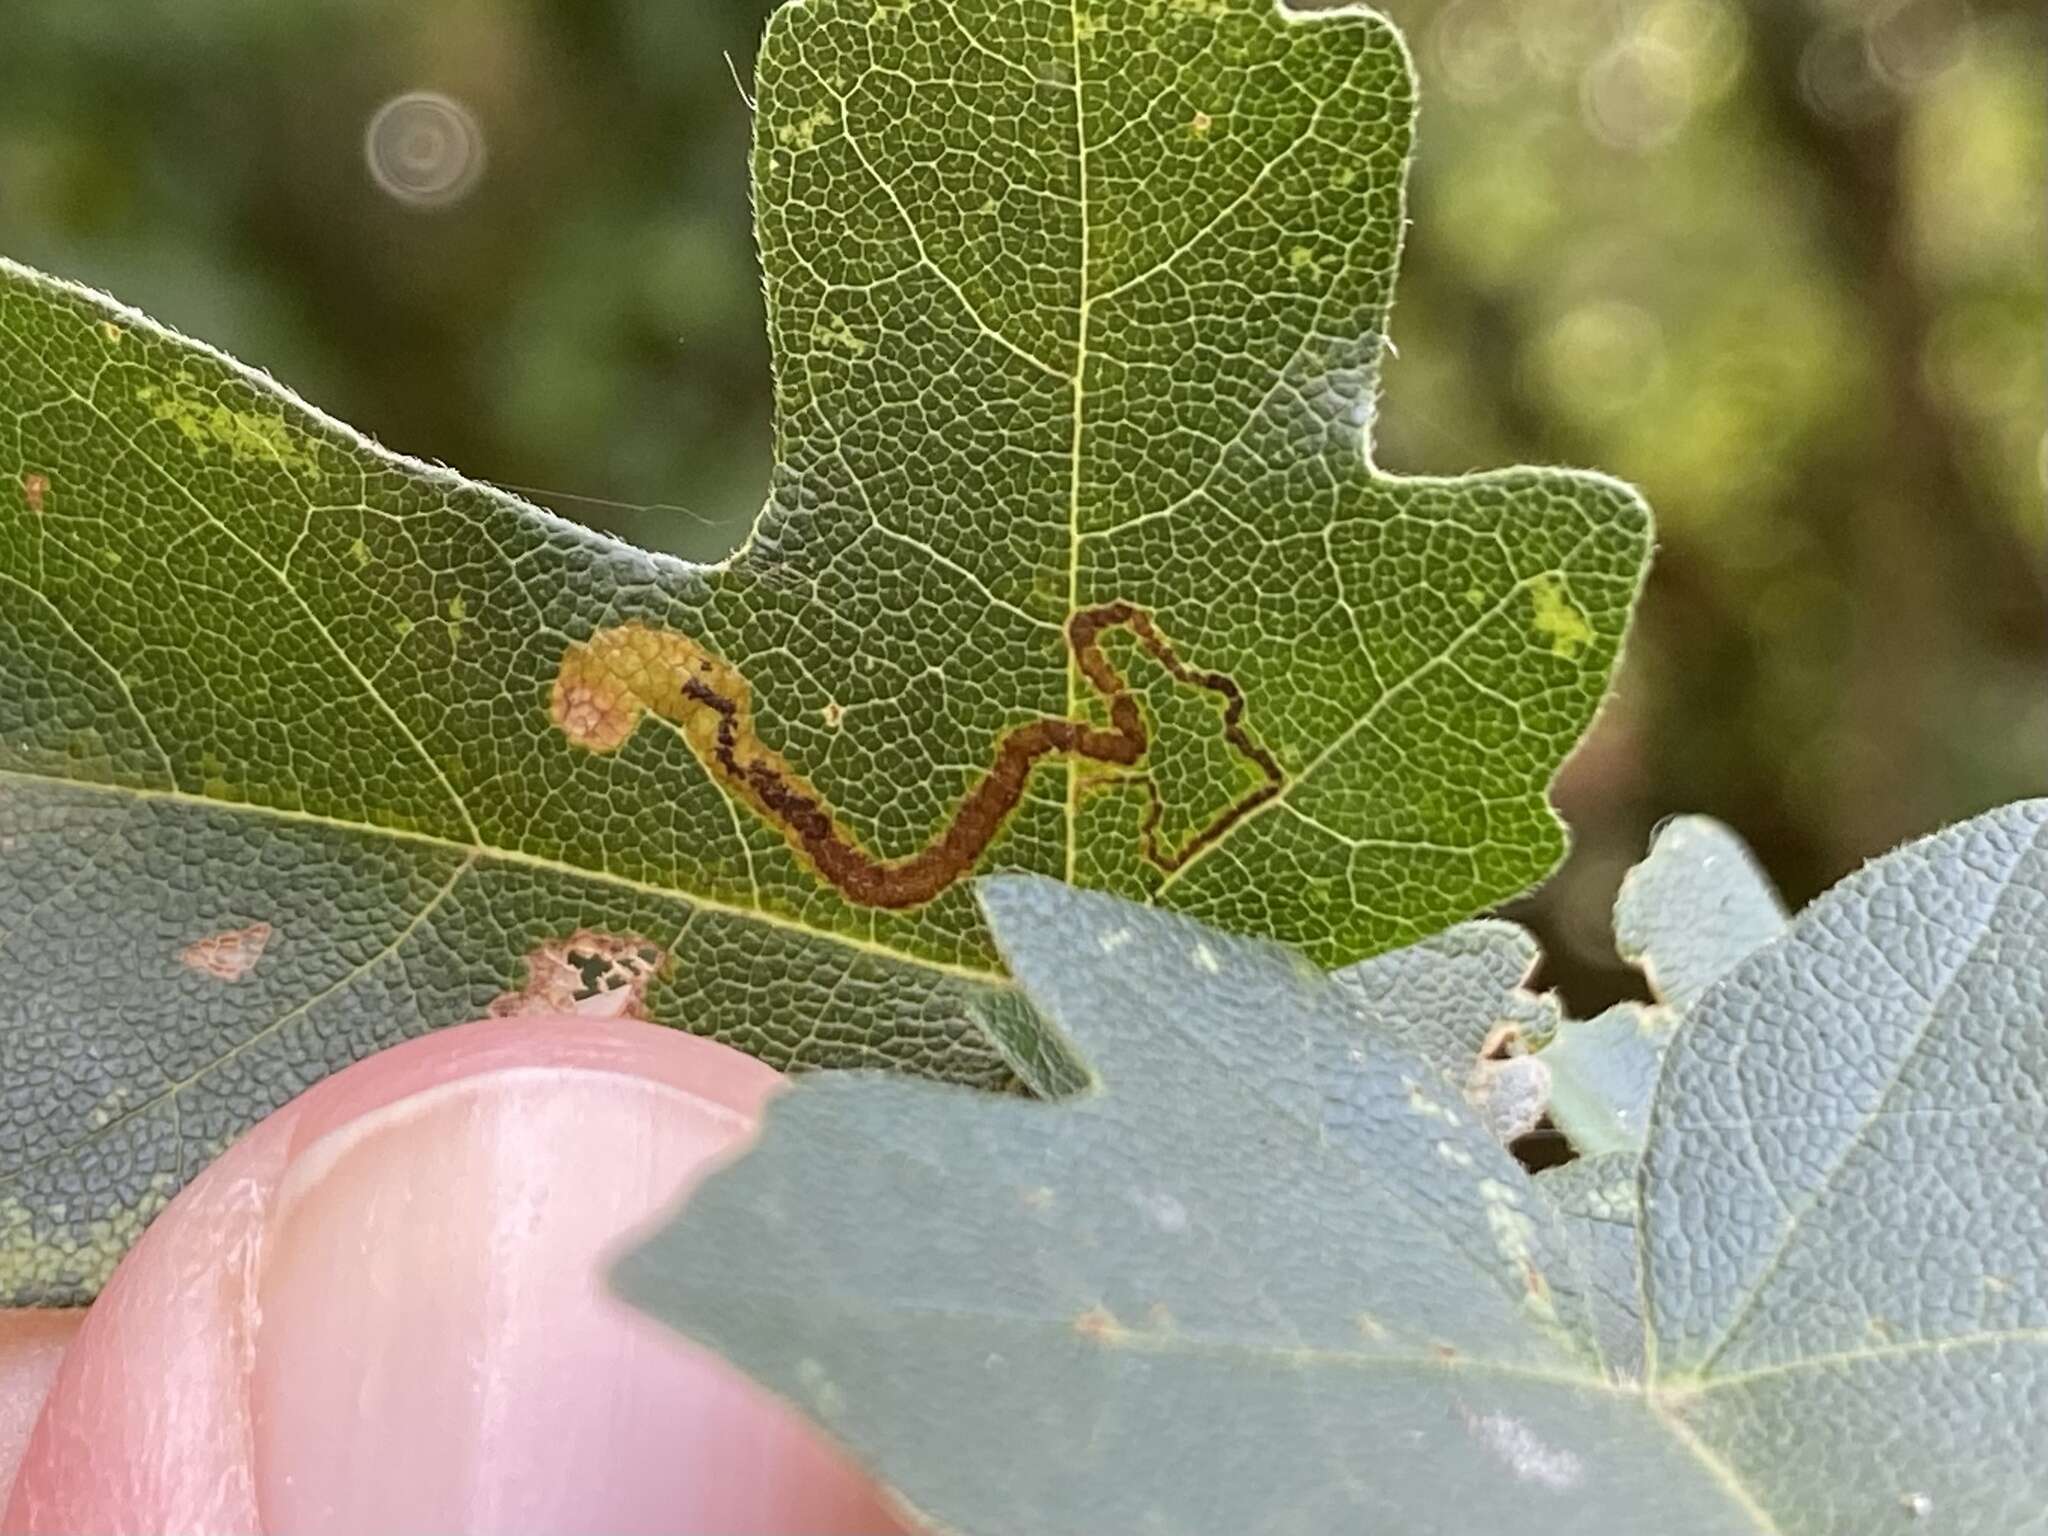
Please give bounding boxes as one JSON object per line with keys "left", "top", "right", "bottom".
{"left": 1329, "top": 814, "right": 1789, "bottom": 1158}
{"left": 0, "top": 0, "right": 1646, "bottom": 1300}
{"left": 1540, "top": 815, "right": 1789, "bottom": 1155}
{"left": 623, "top": 801, "right": 2048, "bottom": 1535}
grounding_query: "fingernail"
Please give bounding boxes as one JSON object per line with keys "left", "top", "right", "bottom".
{"left": 251, "top": 1028, "right": 904, "bottom": 1536}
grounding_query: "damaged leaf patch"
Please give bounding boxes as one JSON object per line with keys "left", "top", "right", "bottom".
{"left": 178, "top": 921, "right": 273, "bottom": 982}
{"left": 491, "top": 930, "right": 668, "bottom": 1019}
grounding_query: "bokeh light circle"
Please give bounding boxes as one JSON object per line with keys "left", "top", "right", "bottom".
{"left": 363, "top": 92, "right": 486, "bottom": 208}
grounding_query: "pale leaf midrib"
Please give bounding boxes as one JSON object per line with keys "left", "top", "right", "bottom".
{"left": 0, "top": 767, "right": 1008, "bottom": 986}
{"left": 1061, "top": 0, "right": 1091, "bottom": 887}
{"left": 1674, "top": 1327, "right": 2048, "bottom": 1399}
{"left": 1647, "top": 1394, "right": 1788, "bottom": 1536}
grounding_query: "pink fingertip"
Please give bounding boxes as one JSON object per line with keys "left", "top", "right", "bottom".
{"left": 4, "top": 1017, "right": 907, "bottom": 1536}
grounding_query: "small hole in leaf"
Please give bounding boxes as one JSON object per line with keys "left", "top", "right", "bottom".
{"left": 1510, "top": 1115, "right": 1577, "bottom": 1174}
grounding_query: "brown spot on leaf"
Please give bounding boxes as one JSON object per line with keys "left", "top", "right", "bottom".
{"left": 1073, "top": 1305, "right": 1126, "bottom": 1343}
{"left": 21, "top": 472, "right": 49, "bottom": 515}
{"left": 491, "top": 929, "right": 668, "bottom": 1019}
{"left": 821, "top": 701, "right": 845, "bottom": 729}
{"left": 179, "top": 922, "right": 273, "bottom": 982}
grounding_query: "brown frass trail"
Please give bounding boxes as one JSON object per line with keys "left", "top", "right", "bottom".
{"left": 551, "top": 603, "right": 1283, "bottom": 909}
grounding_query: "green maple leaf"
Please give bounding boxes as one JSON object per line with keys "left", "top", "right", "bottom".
{"left": 624, "top": 801, "right": 2048, "bottom": 1535}
{"left": 0, "top": 0, "right": 1645, "bottom": 1301}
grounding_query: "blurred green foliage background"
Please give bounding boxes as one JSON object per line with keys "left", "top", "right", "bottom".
{"left": 3, "top": 0, "right": 2041, "bottom": 1005}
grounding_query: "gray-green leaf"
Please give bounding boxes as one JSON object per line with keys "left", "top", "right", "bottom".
{"left": 1641, "top": 799, "right": 2048, "bottom": 1529}
{"left": 1541, "top": 1003, "right": 1672, "bottom": 1157}
{"left": 1618, "top": 815, "right": 1787, "bottom": 1010}
{"left": 625, "top": 800, "right": 2048, "bottom": 1534}
{"left": 1543, "top": 817, "right": 1783, "bottom": 1155}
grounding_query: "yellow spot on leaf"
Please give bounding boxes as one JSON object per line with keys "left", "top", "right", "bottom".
{"left": 1074, "top": 1305, "right": 1126, "bottom": 1343}
{"left": 776, "top": 104, "right": 833, "bottom": 150}
{"left": 814, "top": 315, "right": 868, "bottom": 356}
{"left": 0, "top": 1178, "right": 181, "bottom": 1297}
{"left": 20, "top": 472, "right": 48, "bottom": 514}
{"left": 1190, "top": 110, "right": 1212, "bottom": 136}
{"left": 1527, "top": 574, "right": 1594, "bottom": 660}
{"left": 138, "top": 382, "right": 313, "bottom": 471}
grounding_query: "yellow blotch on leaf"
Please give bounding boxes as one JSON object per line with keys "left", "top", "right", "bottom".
{"left": 551, "top": 622, "right": 749, "bottom": 759}
{"left": 1526, "top": 574, "right": 1594, "bottom": 660}
{"left": 137, "top": 382, "right": 313, "bottom": 471}
{"left": 815, "top": 315, "right": 868, "bottom": 356}
{"left": 775, "top": 104, "right": 833, "bottom": 151}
